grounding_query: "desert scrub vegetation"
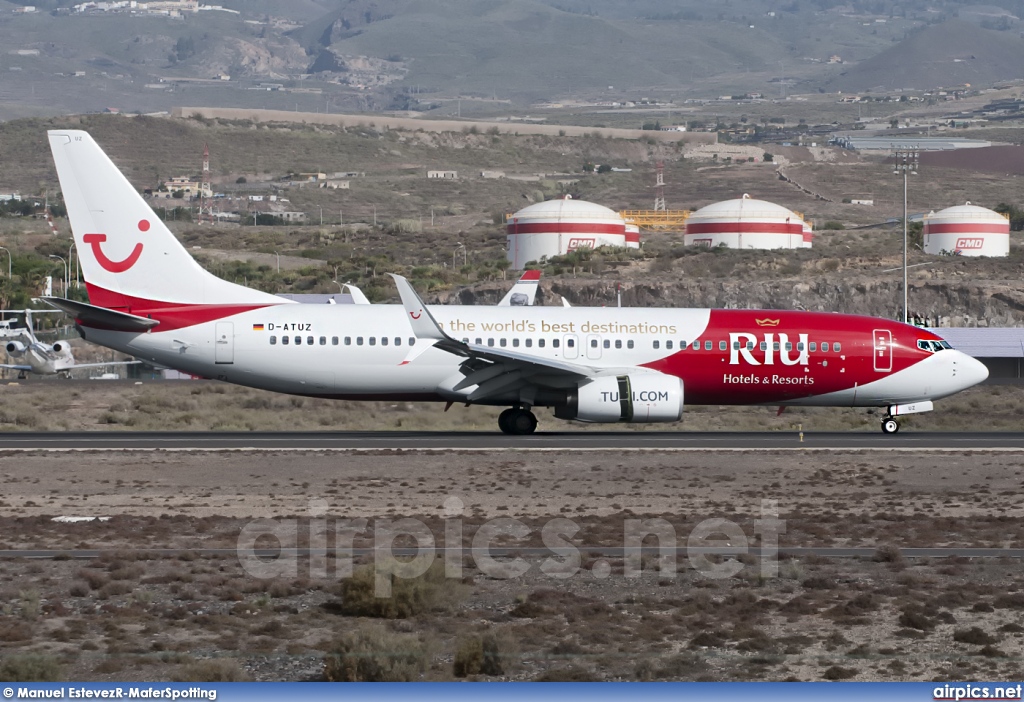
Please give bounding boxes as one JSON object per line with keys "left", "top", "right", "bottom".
{"left": 332, "top": 559, "right": 467, "bottom": 619}
{"left": 0, "top": 654, "right": 61, "bottom": 682}
{"left": 323, "top": 626, "right": 433, "bottom": 682}
{"left": 453, "top": 632, "right": 516, "bottom": 678}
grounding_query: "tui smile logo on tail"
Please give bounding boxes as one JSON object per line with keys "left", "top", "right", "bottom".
{"left": 83, "top": 219, "right": 147, "bottom": 273}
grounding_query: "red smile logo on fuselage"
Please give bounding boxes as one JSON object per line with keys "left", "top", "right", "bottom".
{"left": 83, "top": 219, "right": 147, "bottom": 273}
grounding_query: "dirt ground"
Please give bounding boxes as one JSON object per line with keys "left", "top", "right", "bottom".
{"left": 1, "top": 449, "right": 1024, "bottom": 682}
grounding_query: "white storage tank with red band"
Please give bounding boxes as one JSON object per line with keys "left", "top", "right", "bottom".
{"left": 506, "top": 196, "right": 629, "bottom": 269}
{"left": 922, "top": 202, "right": 1010, "bottom": 257}
{"left": 684, "top": 194, "right": 810, "bottom": 250}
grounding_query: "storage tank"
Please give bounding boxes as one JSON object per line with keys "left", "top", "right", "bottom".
{"left": 684, "top": 194, "right": 810, "bottom": 249}
{"left": 625, "top": 223, "right": 641, "bottom": 249}
{"left": 923, "top": 202, "right": 1010, "bottom": 257}
{"left": 506, "top": 197, "right": 627, "bottom": 268}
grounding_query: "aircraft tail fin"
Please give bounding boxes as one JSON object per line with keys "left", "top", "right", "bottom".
{"left": 47, "top": 130, "right": 285, "bottom": 309}
{"left": 498, "top": 269, "right": 541, "bottom": 306}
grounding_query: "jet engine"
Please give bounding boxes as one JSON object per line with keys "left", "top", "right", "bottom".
{"left": 52, "top": 341, "right": 69, "bottom": 354}
{"left": 5, "top": 341, "right": 26, "bottom": 355}
{"left": 554, "top": 373, "right": 683, "bottom": 423}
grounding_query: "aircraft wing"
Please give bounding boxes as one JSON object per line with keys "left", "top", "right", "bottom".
{"left": 66, "top": 361, "right": 141, "bottom": 370}
{"left": 0, "top": 364, "right": 33, "bottom": 371}
{"left": 498, "top": 270, "right": 540, "bottom": 306}
{"left": 390, "top": 274, "right": 603, "bottom": 403}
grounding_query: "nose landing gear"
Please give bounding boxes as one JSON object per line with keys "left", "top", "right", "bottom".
{"left": 498, "top": 407, "right": 538, "bottom": 435}
{"left": 881, "top": 417, "right": 900, "bottom": 434}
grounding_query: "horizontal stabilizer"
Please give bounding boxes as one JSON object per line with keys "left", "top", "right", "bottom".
{"left": 41, "top": 297, "right": 159, "bottom": 332}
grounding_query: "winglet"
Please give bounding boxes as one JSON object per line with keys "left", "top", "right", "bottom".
{"left": 343, "top": 283, "right": 371, "bottom": 305}
{"left": 389, "top": 274, "right": 448, "bottom": 341}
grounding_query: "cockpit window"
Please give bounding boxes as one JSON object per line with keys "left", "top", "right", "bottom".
{"left": 917, "top": 339, "right": 952, "bottom": 353}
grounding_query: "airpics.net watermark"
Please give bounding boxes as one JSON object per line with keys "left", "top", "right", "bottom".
{"left": 236, "top": 498, "right": 785, "bottom": 596}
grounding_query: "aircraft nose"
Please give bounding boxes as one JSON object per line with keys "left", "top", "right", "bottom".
{"left": 952, "top": 350, "right": 988, "bottom": 390}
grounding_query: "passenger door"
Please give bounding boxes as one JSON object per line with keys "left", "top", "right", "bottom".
{"left": 563, "top": 334, "right": 579, "bottom": 359}
{"left": 586, "top": 334, "right": 603, "bottom": 360}
{"left": 872, "top": 329, "right": 892, "bottom": 373}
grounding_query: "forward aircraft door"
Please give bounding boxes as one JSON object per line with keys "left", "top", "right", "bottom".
{"left": 586, "top": 334, "right": 602, "bottom": 360}
{"left": 215, "top": 322, "right": 234, "bottom": 364}
{"left": 872, "top": 329, "right": 892, "bottom": 373}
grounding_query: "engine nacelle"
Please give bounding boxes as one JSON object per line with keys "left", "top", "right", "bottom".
{"left": 5, "top": 340, "right": 25, "bottom": 355}
{"left": 52, "top": 341, "right": 69, "bottom": 354}
{"left": 555, "top": 373, "right": 683, "bottom": 423}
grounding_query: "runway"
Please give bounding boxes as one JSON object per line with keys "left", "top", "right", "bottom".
{"left": 0, "top": 430, "right": 1023, "bottom": 450}
{"left": 2, "top": 547, "right": 1023, "bottom": 559}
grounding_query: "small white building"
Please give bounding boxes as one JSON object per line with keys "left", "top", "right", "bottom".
{"left": 923, "top": 203, "right": 1010, "bottom": 257}
{"left": 427, "top": 170, "right": 458, "bottom": 179}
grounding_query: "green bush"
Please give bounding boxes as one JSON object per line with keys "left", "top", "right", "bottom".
{"left": 323, "top": 626, "right": 430, "bottom": 682}
{"left": 453, "top": 633, "right": 514, "bottom": 677}
{"left": 335, "top": 559, "right": 464, "bottom": 619}
{"left": 0, "top": 654, "right": 61, "bottom": 682}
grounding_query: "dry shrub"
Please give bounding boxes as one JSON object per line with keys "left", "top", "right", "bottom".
{"left": 453, "top": 632, "right": 515, "bottom": 677}
{"left": 535, "top": 666, "right": 599, "bottom": 682}
{"left": 0, "top": 622, "right": 31, "bottom": 642}
{"left": 822, "top": 665, "right": 857, "bottom": 680}
{"left": 873, "top": 544, "right": 905, "bottom": 567}
{"left": 0, "top": 654, "right": 61, "bottom": 682}
{"left": 334, "top": 559, "right": 464, "bottom": 619}
{"left": 953, "top": 627, "right": 998, "bottom": 646}
{"left": 177, "top": 659, "right": 249, "bottom": 682}
{"left": 78, "top": 568, "right": 109, "bottom": 591}
{"left": 323, "top": 626, "right": 430, "bottom": 682}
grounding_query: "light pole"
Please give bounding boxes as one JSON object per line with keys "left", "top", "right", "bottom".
{"left": 0, "top": 246, "right": 10, "bottom": 279}
{"left": 454, "top": 242, "right": 465, "bottom": 269}
{"left": 893, "top": 147, "right": 918, "bottom": 324}
{"left": 273, "top": 251, "right": 280, "bottom": 273}
{"left": 49, "top": 254, "right": 68, "bottom": 296}
{"left": 318, "top": 206, "right": 323, "bottom": 226}
{"left": 68, "top": 242, "right": 77, "bottom": 289}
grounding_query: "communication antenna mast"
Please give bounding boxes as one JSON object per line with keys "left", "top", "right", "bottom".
{"left": 199, "top": 143, "right": 212, "bottom": 224}
{"left": 653, "top": 161, "right": 666, "bottom": 211}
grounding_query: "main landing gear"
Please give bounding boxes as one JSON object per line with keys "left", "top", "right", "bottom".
{"left": 881, "top": 416, "right": 900, "bottom": 434}
{"left": 498, "top": 407, "right": 538, "bottom": 435}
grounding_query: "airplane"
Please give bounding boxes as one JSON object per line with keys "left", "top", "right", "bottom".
{"left": 0, "top": 308, "right": 138, "bottom": 377}
{"left": 498, "top": 270, "right": 540, "bottom": 306}
{"left": 43, "top": 130, "right": 989, "bottom": 434}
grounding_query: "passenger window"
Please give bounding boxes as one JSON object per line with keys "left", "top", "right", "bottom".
{"left": 653, "top": 340, "right": 660, "bottom": 350}
{"left": 294, "top": 336, "right": 301, "bottom": 345}
{"left": 834, "top": 342, "right": 842, "bottom": 352}
{"left": 590, "top": 338, "right": 598, "bottom": 348}
{"left": 719, "top": 340, "right": 727, "bottom": 351}
{"left": 760, "top": 341, "right": 767, "bottom": 351}
{"left": 512, "top": 338, "right": 520, "bottom": 348}
{"left": 500, "top": 338, "right": 507, "bottom": 347}
{"left": 555, "top": 339, "right": 562, "bottom": 348}
{"left": 538, "top": 339, "right": 546, "bottom": 348}
{"left": 797, "top": 342, "right": 804, "bottom": 351}
{"left": 487, "top": 338, "right": 494, "bottom": 347}
{"left": 692, "top": 339, "right": 699, "bottom": 350}
{"left": 773, "top": 342, "right": 780, "bottom": 351}
{"left": 732, "top": 341, "right": 740, "bottom": 350}
{"left": 357, "top": 337, "right": 364, "bottom": 346}
{"left": 615, "top": 339, "right": 622, "bottom": 349}
{"left": 809, "top": 342, "right": 816, "bottom": 352}
{"left": 627, "top": 340, "right": 634, "bottom": 349}
{"left": 525, "top": 339, "right": 533, "bottom": 348}
{"left": 746, "top": 341, "right": 754, "bottom": 351}
{"left": 369, "top": 337, "right": 376, "bottom": 346}
{"left": 821, "top": 342, "right": 829, "bottom": 352}
{"left": 282, "top": 336, "right": 289, "bottom": 345}
{"left": 307, "top": 336, "right": 314, "bottom": 346}
{"left": 462, "top": 338, "right": 469, "bottom": 344}
{"left": 395, "top": 337, "right": 401, "bottom": 346}
{"left": 603, "top": 339, "right": 610, "bottom": 349}
{"left": 784, "top": 342, "right": 792, "bottom": 351}
{"left": 475, "top": 338, "right": 482, "bottom": 345}
{"left": 270, "top": 336, "right": 277, "bottom": 345}
{"left": 319, "top": 336, "right": 326, "bottom": 345}
{"left": 344, "top": 337, "right": 351, "bottom": 346}
{"left": 409, "top": 338, "right": 416, "bottom": 346}
{"left": 705, "top": 341, "right": 712, "bottom": 351}
{"left": 381, "top": 337, "right": 388, "bottom": 346}
{"left": 666, "top": 340, "right": 672, "bottom": 350}
{"left": 332, "top": 336, "right": 339, "bottom": 346}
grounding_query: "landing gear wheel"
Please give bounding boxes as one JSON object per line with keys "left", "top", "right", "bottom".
{"left": 498, "top": 408, "right": 537, "bottom": 435}
{"left": 498, "top": 408, "right": 515, "bottom": 434}
{"left": 881, "top": 418, "right": 900, "bottom": 434}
